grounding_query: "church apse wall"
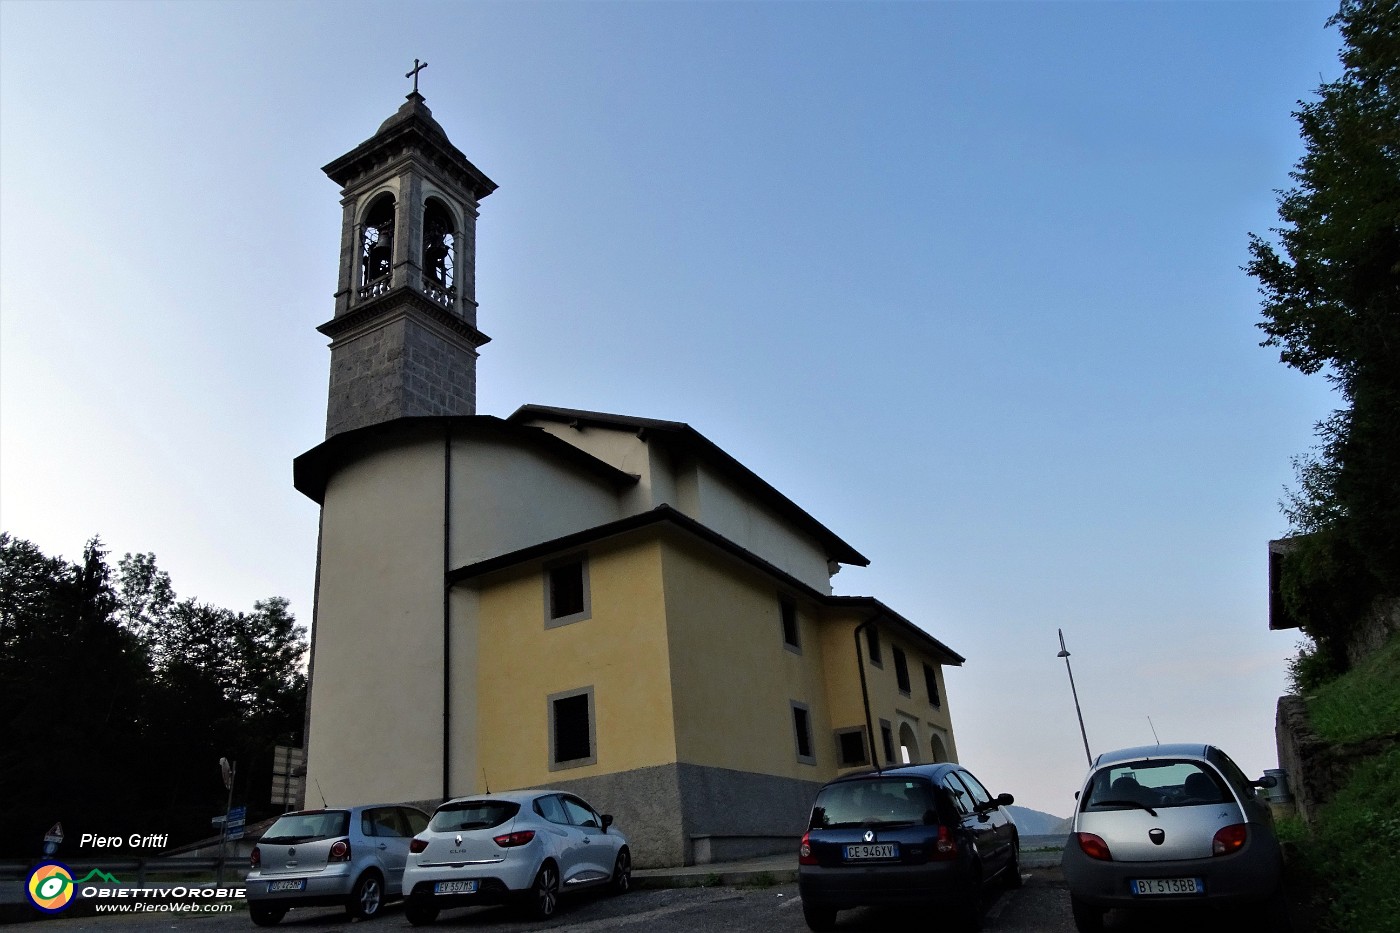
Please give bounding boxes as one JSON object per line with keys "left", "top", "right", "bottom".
{"left": 307, "top": 437, "right": 448, "bottom": 806}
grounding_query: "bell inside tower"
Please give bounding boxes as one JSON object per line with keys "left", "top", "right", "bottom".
{"left": 423, "top": 198, "right": 455, "bottom": 306}
{"left": 360, "top": 193, "right": 395, "bottom": 297}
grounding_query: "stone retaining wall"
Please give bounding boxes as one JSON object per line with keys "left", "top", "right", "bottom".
{"left": 1275, "top": 694, "right": 1400, "bottom": 823}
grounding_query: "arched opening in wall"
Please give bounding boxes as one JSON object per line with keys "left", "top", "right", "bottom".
{"left": 898, "top": 723, "right": 920, "bottom": 764}
{"left": 930, "top": 733, "right": 949, "bottom": 763}
{"left": 423, "top": 198, "right": 455, "bottom": 306}
{"left": 360, "top": 194, "right": 395, "bottom": 295}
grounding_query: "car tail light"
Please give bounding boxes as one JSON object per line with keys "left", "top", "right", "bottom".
{"left": 250, "top": 846, "right": 261, "bottom": 869}
{"left": 493, "top": 830, "right": 536, "bottom": 848}
{"left": 1076, "top": 832, "right": 1112, "bottom": 861}
{"left": 329, "top": 839, "right": 351, "bottom": 862}
{"left": 409, "top": 837, "right": 428, "bottom": 854}
{"left": 1212, "top": 824, "right": 1248, "bottom": 856}
{"left": 933, "top": 824, "right": 958, "bottom": 860}
{"left": 799, "top": 831, "right": 818, "bottom": 866}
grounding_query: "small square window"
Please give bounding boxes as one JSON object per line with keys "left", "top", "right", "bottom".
{"left": 835, "top": 728, "right": 869, "bottom": 767}
{"left": 893, "top": 646, "right": 911, "bottom": 695}
{"left": 865, "top": 627, "right": 882, "bottom": 666}
{"left": 545, "top": 556, "right": 590, "bottom": 627}
{"left": 780, "top": 597, "right": 800, "bottom": 652}
{"left": 791, "top": 701, "right": 816, "bottom": 765}
{"left": 548, "top": 687, "right": 596, "bottom": 770}
{"left": 924, "top": 663, "right": 941, "bottom": 708}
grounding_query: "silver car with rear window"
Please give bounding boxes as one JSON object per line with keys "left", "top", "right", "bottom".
{"left": 1061, "top": 744, "right": 1288, "bottom": 932}
{"left": 400, "top": 790, "right": 630, "bottom": 926}
{"left": 244, "top": 804, "right": 429, "bottom": 926}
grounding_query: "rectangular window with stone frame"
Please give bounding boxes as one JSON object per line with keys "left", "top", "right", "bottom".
{"left": 548, "top": 687, "right": 596, "bottom": 770}
{"left": 544, "top": 554, "right": 590, "bottom": 628}
{"left": 835, "top": 727, "right": 869, "bottom": 767}
{"left": 791, "top": 700, "right": 816, "bottom": 765}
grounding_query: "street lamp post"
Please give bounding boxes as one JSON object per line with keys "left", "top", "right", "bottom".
{"left": 1057, "top": 629, "right": 1093, "bottom": 767}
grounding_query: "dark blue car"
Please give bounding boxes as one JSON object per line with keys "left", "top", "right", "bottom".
{"left": 797, "top": 762, "right": 1021, "bottom": 931}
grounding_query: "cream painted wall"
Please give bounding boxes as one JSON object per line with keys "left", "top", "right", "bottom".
{"left": 661, "top": 537, "right": 833, "bottom": 778}
{"left": 448, "top": 434, "right": 622, "bottom": 568}
{"left": 306, "top": 438, "right": 447, "bottom": 805}
{"left": 688, "top": 465, "right": 834, "bottom": 593}
{"left": 527, "top": 422, "right": 663, "bottom": 515}
{"left": 472, "top": 537, "right": 677, "bottom": 791}
{"left": 525, "top": 420, "right": 834, "bottom": 593}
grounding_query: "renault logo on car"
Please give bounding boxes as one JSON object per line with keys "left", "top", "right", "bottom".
{"left": 863, "top": 830, "right": 875, "bottom": 843}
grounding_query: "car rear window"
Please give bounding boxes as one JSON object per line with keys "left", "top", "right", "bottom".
{"left": 1083, "top": 759, "right": 1231, "bottom": 812}
{"left": 429, "top": 800, "right": 521, "bottom": 832}
{"left": 261, "top": 810, "right": 350, "bottom": 844}
{"left": 811, "top": 778, "right": 935, "bottom": 829}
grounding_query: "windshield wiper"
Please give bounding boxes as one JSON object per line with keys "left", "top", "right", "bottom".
{"left": 1092, "top": 799, "right": 1158, "bottom": 817}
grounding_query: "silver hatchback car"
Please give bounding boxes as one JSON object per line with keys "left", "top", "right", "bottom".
{"left": 1061, "top": 744, "right": 1287, "bottom": 932}
{"left": 245, "top": 804, "right": 429, "bottom": 925}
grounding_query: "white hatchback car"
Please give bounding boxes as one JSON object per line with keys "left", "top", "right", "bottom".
{"left": 401, "top": 790, "right": 630, "bottom": 925}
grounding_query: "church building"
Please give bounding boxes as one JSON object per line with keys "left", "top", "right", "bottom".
{"left": 294, "top": 81, "right": 965, "bottom": 867}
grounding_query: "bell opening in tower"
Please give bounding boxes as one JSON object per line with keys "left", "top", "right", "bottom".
{"left": 423, "top": 198, "right": 456, "bottom": 308}
{"left": 360, "top": 193, "right": 395, "bottom": 299}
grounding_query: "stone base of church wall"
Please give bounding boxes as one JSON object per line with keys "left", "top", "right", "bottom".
{"left": 544, "top": 762, "right": 821, "bottom": 868}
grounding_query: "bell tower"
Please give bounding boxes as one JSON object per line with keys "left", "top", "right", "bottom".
{"left": 318, "top": 65, "right": 497, "bottom": 438}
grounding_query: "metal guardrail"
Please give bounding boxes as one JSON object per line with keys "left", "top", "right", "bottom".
{"left": 0, "top": 857, "right": 249, "bottom": 887}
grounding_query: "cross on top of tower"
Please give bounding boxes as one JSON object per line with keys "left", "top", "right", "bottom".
{"left": 406, "top": 59, "right": 428, "bottom": 94}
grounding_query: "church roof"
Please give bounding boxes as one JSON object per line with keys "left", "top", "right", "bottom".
{"left": 509, "top": 405, "right": 870, "bottom": 568}
{"left": 447, "top": 503, "right": 962, "bottom": 666}
{"left": 293, "top": 415, "right": 638, "bottom": 505}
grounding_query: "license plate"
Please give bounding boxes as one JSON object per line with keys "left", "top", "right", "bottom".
{"left": 267, "top": 879, "right": 306, "bottom": 893}
{"left": 434, "top": 880, "right": 478, "bottom": 895}
{"left": 1132, "top": 877, "right": 1203, "bottom": 896}
{"left": 844, "top": 843, "right": 898, "bottom": 860}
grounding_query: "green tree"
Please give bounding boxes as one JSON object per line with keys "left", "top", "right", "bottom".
{"left": 1247, "top": 0, "right": 1400, "bottom": 657}
{"left": 0, "top": 534, "right": 307, "bottom": 856}
{"left": 0, "top": 534, "right": 152, "bottom": 857}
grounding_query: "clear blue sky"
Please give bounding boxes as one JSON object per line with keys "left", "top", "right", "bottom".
{"left": 1, "top": 0, "right": 1342, "bottom": 818}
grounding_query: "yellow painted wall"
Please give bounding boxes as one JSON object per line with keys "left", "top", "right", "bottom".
{"left": 661, "top": 536, "right": 833, "bottom": 778}
{"left": 816, "top": 612, "right": 960, "bottom": 770}
{"left": 306, "top": 438, "right": 447, "bottom": 805}
{"left": 473, "top": 536, "right": 677, "bottom": 790}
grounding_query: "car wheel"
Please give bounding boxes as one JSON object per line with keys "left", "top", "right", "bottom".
{"left": 610, "top": 848, "right": 632, "bottom": 895}
{"left": 801, "top": 902, "right": 837, "bottom": 932}
{"left": 1005, "top": 839, "right": 1024, "bottom": 889}
{"left": 249, "top": 906, "right": 286, "bottom": 927}
{"left": 346, "top": 871, "right": 383, "bottom": 919}
{"left": 1070, "top": 895, "right": 1105, "bottom": 933}
{"left": 955, "top": 867, "right": 983, "bottom": 932}
{"left": 526, "top": 862, "right": 560, "bottom": 920}
{"left": 405, "top": 903, "right": 440, "bottom": 927}
{"left": 1257, "top": 881, "right": 1294, "bottom": 933}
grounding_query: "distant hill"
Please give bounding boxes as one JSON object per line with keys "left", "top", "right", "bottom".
{"left": 1007, "top": 805, "right": 1070, "bottom": 835}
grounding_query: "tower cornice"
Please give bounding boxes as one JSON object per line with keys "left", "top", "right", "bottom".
{"left": 317, "top": 287, "right": 491, "bottom": 349}
{"left": 322, "top": 94, "right": 497, "bottom": 199}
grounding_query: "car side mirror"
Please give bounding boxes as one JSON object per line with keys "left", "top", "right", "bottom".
{"left": 995, "top": 793, "right": 1014, "bottom": 808}
{"left": 1252, "top": 775, "right": 1278, "bottom": 789}
{"left": 601, "top": 814, "right": 614, "bottom": 833}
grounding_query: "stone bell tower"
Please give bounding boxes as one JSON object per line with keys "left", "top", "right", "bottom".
{"left": 319, "top": 65, "right": 497, "bottom": 438}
